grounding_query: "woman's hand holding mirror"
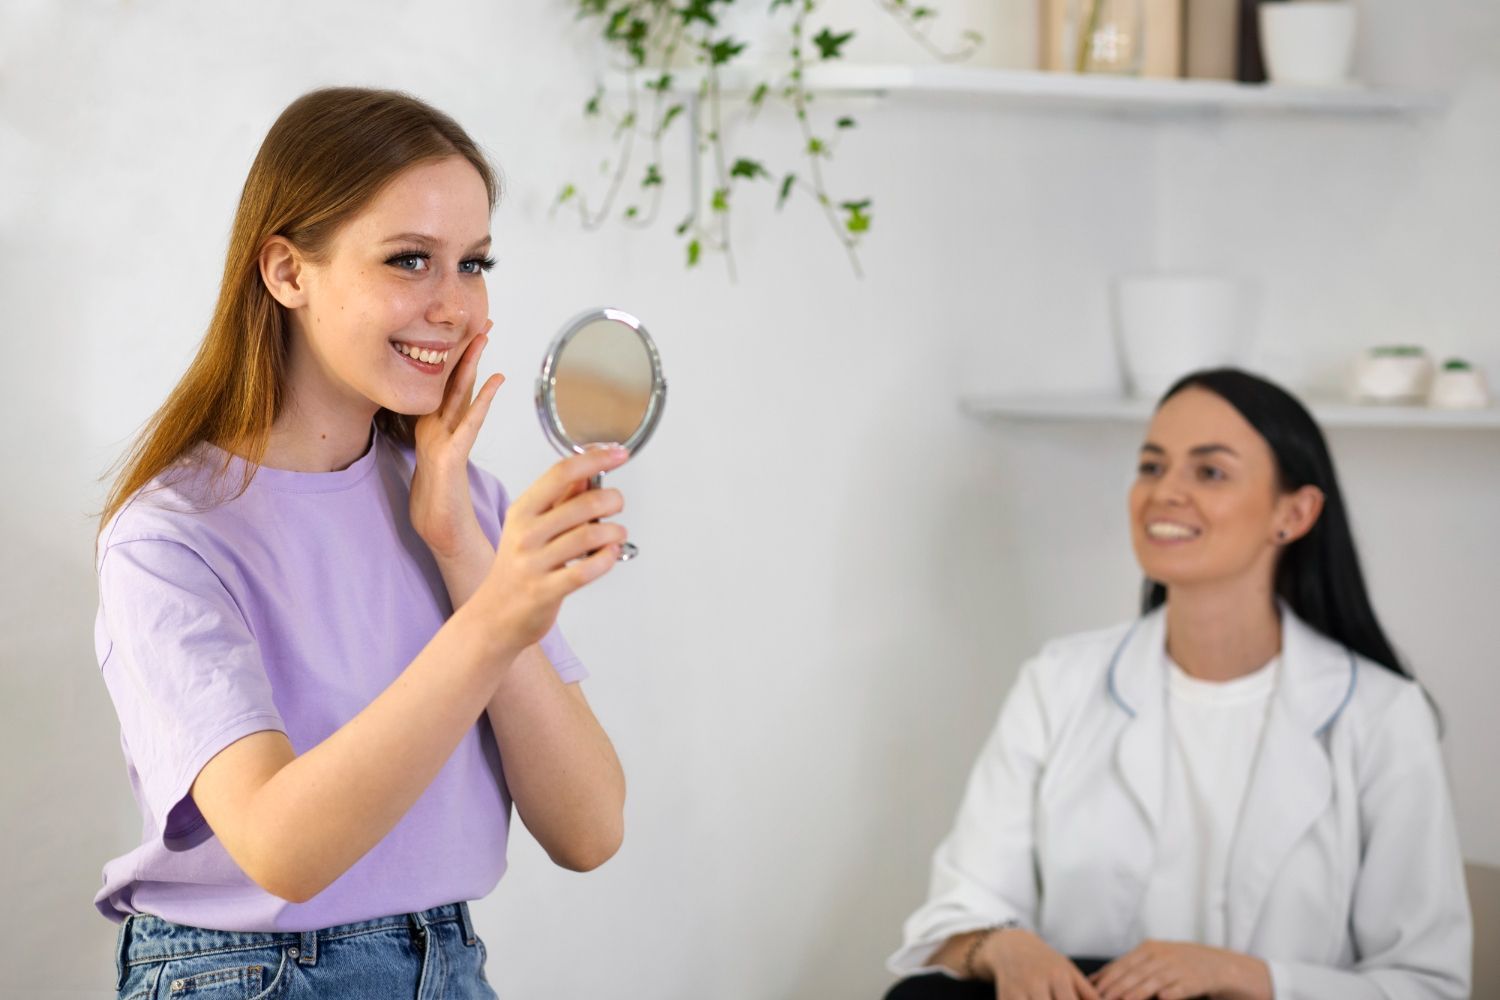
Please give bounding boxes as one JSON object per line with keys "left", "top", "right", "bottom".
{"left": 473, "top": 446, "right": 630, "bottom": 656}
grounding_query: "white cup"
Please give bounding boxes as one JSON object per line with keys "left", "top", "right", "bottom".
{"left": 1259, "top": 2, "right": 1357, "bottom": 86}
{"left": 1113, "top": 275, "right": 1240, "bottom": 399}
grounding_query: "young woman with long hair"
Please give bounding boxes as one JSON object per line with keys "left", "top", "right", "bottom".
{"left": 96, "top": 87, "right": 628, "bottom": 998}
{"left": 885, "top": 370, "right": 1471, "bottom": 1000}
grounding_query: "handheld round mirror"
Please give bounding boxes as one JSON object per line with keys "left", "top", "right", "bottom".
{"left": 536, "top": 307, "right": 666, "bottom": 561}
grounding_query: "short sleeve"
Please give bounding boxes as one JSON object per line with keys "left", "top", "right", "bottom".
{"left": 98, "top": 538, "right": 286, "bottom": 840}
{"left": 467, "top": 461, "right": 589, "bottom": 685}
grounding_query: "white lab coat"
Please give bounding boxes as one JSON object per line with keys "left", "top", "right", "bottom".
{"left": 889, "top": 605, "right": 1472, "bottom": 999}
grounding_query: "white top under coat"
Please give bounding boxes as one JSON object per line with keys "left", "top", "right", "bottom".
{"left": 1140, "top": 654, "right": 1280, "bottom": 947}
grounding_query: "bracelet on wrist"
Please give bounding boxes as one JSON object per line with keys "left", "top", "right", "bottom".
{"left": 961, "top": 919, "right": 1020, "bottom": 980}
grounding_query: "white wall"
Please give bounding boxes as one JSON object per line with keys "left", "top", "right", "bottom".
{"left": 0, "top": 2, "right": 1494, "bottom": 998}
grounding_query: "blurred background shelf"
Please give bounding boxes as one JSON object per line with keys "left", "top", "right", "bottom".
{"left": 692, "top": 64, "right": 1446, "bottom": 116}
{"left": 961, "top": 393, "right": 1500, "bottom": 429}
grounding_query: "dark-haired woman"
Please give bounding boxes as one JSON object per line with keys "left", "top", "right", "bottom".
{"left": 886, "top": 370, "right": 1471, "bottom": 1000}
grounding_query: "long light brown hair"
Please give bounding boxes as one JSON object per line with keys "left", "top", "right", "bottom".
{"left": 97, "top": 87, "right": 498, "bottom": 539}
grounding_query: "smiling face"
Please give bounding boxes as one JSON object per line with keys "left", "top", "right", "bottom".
{"left": 1129, "top": 387, "right": 1321, "bottom": 596}
{"left": 269, "top": 155, "right": 494, "bottom": 423}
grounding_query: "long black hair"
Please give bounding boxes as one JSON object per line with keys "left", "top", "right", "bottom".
{"left": 1141, "top": 368, "right": 1411, "bottom": 680}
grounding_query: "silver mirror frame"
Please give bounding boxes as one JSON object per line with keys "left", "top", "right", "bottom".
{"left": 534, "top": 307, "right": 667, "bottom": 457}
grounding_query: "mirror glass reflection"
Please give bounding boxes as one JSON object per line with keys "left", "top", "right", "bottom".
{"left": 552, "top": 318, "right": 656, "bottom": 448}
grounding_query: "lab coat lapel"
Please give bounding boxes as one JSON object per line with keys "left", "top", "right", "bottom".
{"left": 1225, "top": 606, "right": 1356, "bottom": 947}
{"left": 1109, "top": 609, "right": 1169, "bottom": 835}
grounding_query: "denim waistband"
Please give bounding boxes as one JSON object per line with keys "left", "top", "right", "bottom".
{"left": 114, "top": 901, "right": 478, "bottom": 988}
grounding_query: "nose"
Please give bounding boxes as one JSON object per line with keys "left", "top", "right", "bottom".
{"left": 424, "top": 269, "right": 469, "bottom": 329}
{"left": 1151, "top": 470, "right": 1191, "bottom": 506}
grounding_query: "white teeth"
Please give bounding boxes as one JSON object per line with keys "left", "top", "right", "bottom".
{"left": 394, "top": 343, "right": 448, "bottom": 365}
{"left": 1147, "top": 522, "right": 1199, "bottom": 540}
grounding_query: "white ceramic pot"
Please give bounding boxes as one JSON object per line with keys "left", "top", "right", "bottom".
{"left": 1258, "top": 1, "right": 1357, "bottom": 86}
{"left": 1428, "top": 368, "right": 1492, "bottom": 410}
{"left": 1113, "top": 274, "right": 1240, "bottom": 399}
{"left": 1351, "top": 350, "right": 1432, "bottom": 404}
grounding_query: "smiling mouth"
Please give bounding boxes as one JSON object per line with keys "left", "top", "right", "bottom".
{"left": 1146, "top": 522, "right": 1202, "bottom": 541}
{"left": 391, "top": 341, "right": 449, "bottom": 370}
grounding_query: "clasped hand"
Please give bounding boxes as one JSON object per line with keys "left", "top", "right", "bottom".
{"left": 978, "top": 931, "right": 1270, "bottom": 1000}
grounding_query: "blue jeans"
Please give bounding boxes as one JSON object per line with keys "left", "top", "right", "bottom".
{"left": 114, "top": 901, "right": 498, "bottom": 999}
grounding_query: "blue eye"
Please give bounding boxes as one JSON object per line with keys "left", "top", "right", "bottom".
{"left": 460, "top": 256, "right": 497, "bottom": 275}
{"left": 388, "top": 251, "right": 430, "bottom": 272}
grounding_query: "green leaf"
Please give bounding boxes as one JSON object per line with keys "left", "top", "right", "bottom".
{"left": 843, "top": 200, "right": 872, "bottom": 233}
{"left": 812, "top": 27, "right": 855, "bottom": 60}
{"left": 557, "top": 183, "right": 577, "bottom": 205}
{"left": 836, "top": 116, "right": 856, "bottom": 129}
{"left": 911, "top": 6, "right": 935, "bottom": 21}
{"left": 584, "top": 87, "right": 603, "bottom": 117}
{"left": 777, "top": 173, "right": 796, "bottom": 209}
{"left": 687, "top": 238, "right": 702, "bottom": 267}
{"left": 624, "top": 205, "right": 639, "bottom": 219}
{"left": 730, "top": 158, "right": 768, "bottom": 180}
{"left": 660, "top": 104, "right": 684, "bottom": 132}
{"left": 750, "top": 82, "right": 770, "bottom": 108}
{"left": 645, "top": 72, "right": 674, "bottom": 92}
{"left": 681, "top": 0, "right": 718, "bottom": 27}
{"left": 708, "top": 37, "right": 748, "bottom": 66}
{"left": 711, "top": 187, "right": 729, "bottom": 212}
{"left": 806, "top": 137, "right": 827, "bottom": 156}
{"left": 675, "top": 216, "right": 692, "bottom": 236}
{"left": 642, "top": 163, "right": 663, "bottom": 187}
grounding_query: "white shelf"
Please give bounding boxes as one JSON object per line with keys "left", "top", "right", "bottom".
{"left": 961, "top": 394, "right": 1500, "bottom": 430}
{"left": 689, "top": 64, "right": 1444, "bottom": 117}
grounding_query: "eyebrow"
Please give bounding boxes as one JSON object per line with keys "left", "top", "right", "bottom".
{"left": 1140, "top": 442, "right": 1240, "bottom": 458}
{"left": 380, "top": 232, "right": 492, "bottom": 252}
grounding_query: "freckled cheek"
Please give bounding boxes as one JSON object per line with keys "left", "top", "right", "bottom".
{"left": 373, "top": 285, "right": 428, "bottom": 328}
{"left": 465, "top": 284, "right": 489, "bottom": 327}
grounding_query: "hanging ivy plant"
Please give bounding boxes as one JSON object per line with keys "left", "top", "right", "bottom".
{"left": 557, "top": 0, "right": 980, "bottom": 278}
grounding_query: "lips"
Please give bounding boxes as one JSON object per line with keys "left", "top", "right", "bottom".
{"left": 1145, "top": 520, "right": 1202, "bottom": 541}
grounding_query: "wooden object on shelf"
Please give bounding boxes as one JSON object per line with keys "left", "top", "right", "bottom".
{"left": 1041, "top": 0, "right": 1071, "bottom": 72}
{"left": 1185, "top": 0, "right": 1237, "bottom": 79}
{"left": 1144, "top": 0, "right": 1185, "bottom": 78}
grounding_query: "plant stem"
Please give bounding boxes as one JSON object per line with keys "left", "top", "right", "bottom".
{"left": 1075, "top": 0, "right": 1105, "bottom": 73}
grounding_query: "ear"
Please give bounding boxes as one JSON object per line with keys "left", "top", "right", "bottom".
{"left": 259, "top": 236, "right": 311, "bottom": 309}
{"left": 1274, "top": 485, "right": 1325, "bottom": 545}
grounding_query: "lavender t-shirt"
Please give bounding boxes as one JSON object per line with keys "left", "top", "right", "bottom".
{"left": 93, "top": 423, "right": 585, "bottom": 931}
